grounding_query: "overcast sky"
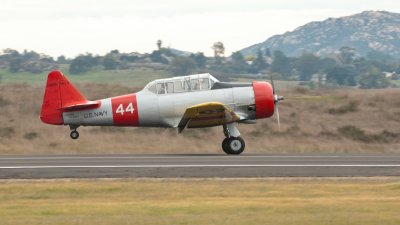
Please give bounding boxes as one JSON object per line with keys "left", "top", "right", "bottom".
{"left": 1, "top": 0, "right": 399, "bottom": 57}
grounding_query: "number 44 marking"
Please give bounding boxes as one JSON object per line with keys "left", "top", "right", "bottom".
{"left": 116, "top": 103, "right": 134, "bottom": 115}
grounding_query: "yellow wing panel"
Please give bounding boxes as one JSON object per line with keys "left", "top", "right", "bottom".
{"left": 177, "top": 102, "right": 240, "bottom": 133}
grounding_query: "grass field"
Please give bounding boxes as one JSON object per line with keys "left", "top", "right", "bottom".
{"left": 0, "top": 68, "right": 399, "bottom": 154}
{"left": 1, "top": 83, "right": 399, "bottom": 154}
{"left": 0, "top": 178, "right": 399, "bottom": 225}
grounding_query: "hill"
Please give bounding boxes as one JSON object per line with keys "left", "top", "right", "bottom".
{"left": 241, "top": 11, "right": 400, "bottom": 58}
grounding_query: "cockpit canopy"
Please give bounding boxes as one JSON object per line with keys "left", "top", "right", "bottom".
{"left": 144, "top": 73, "right": 219, "bottom": 94}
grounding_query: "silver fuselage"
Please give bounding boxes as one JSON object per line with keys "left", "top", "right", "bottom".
{"left": 62, "top": 86, "right": 256, "bottom": 128}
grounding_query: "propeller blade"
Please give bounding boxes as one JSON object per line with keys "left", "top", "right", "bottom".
{"left": 270, "top": 73, "right": 283, "bottom": 130}
{"left": 270, "top": 74, "right": 275, "bottom": 94}
{"left": 276, "top": 102, "right": 281, "bottom": 131}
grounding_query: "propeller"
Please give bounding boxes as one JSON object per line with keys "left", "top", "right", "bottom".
{"left": 270, "top": 74, "right": 284, "bottom": 130}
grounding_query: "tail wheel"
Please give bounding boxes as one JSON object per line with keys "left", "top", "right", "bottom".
{"left": 70, "top": 130, "right": 79, "bottom": 140}
{"left": 222, "top": 137, "right": 245, "bottom": 155}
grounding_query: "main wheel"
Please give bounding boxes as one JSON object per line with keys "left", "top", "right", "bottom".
{"left": 222, "top": 138, "right": 230, "bottom": 153}
{"left": 222, "top": 137, "right": 245, "bottom": 155}
{"left": 70, "top": 130, "right": 79, "bottom": 140}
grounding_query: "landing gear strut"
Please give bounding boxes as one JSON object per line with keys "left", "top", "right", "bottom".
{"left": 222, "top": 123, "right": 245, "bottom": 155}
{"left": 69, "top": 125, "right": 80, "bottom": 140}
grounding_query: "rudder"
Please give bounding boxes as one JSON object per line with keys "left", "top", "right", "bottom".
{"left": 40, "top": 70, "right": 88, "bottom": 125}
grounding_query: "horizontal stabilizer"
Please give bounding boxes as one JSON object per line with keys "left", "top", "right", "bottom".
{"left": 61, "top": 101, "right": 101, "bottom": 111}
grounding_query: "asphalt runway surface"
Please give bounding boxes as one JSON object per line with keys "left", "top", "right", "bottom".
{"left": 0, "top": 154, "right": 399, "bottom": 179}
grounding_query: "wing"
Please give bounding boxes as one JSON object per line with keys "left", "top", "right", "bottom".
{"left": 177, "top": 102, "right": 240, "bottom": 133}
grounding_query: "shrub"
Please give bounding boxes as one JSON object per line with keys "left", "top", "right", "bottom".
{"left": 0, "top": 96, "right": 10, "bottom": 106}
{"left": 338, "top": 126, "right": 399, "bottom": 143}
{"left": 371, "top": 130, "right": 399, "bottom": 143}
{"left": 328, "top": 101, "right": 359, "bottom": 115}
{"left": 319, "top": 131, "right": 339, "bottom": 139}
{"left": 0, "top": 127, "right": 15, "bottom": 138}
{"left": 23, "top": 132, "right": 39, "bottom": 140}
{"left": 337, "top": 125, "right": 369, "bottom": 142}
{"left": 294, "top": 86, "right": 309, "bottom": 94}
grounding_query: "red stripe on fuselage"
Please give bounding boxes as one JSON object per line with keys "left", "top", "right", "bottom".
{"left": 111, "top": 94, "right": 139, "bottom": 126}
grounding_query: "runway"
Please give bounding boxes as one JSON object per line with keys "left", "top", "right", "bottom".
{"left": 0, "top": 154, "right": 399, "bottom": 179}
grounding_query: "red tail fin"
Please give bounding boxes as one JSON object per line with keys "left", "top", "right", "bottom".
{"left": 40, "top": 70, "right": 88, "bottom": 125}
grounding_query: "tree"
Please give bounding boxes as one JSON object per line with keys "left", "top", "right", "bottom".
{"left": 393, "top": 66, "right": 400, "bottom": 80}
{"left": 296, "top": 53, "right": 320, "bottom": 81}
{"left": 395, "top": 66, "right": 400, "bottom": 75}
{"left": 338, "top": 46, "right": 356, "bottom": 64}
{"left": 57, "top": 55, "right": 67, "bottom": 64}
{"left": 212, "top": 42, "right": 225, "bottom": 57}
{"left": 2, "top": 49, "right": 20, "bottom": 59}
{"left": 102, "top": 54, "right": 118, "bottom": 70}
{"left": 170, "top": 56, "right": 196, "bottom": 75}
{"left": 271, "top": 50, "right": 291, "bottom": 77}
{"left": 190, "top": 52, "right": 207, "bottom": 68}
{"left": 69, "top": 54, "right": 97, "bottom": 74}
{"left": 358, "top": 68, "right": 390, "bottom": 89}
{"left": 391, "top": 73, "right": 400, "bottom": 80}
{"left": 230, "top": 51, "right": 247, "bottom": 73}
{"left": 120, "top": 54, "right": 138, "bottom": 62}
{"left": 40, "top": 56, "right": 55, "bottom": 63}
{"left": 366, "top": 50, "right": 394, "bottom": 63}
{"left": 9, "top": 58, "right": 22, "bottom": 73}
{"left": 319, "top": 57, "right": 337, "bottom": 72}
{"left": 21, "top": 50, "right": 40, "bottom": 61}
{"left": 149, "top": 50, "right": 168, "bottom": 64}
{"left": 326, "top": 65, "right": 357, "bottom": 86}
{"left": 352, "top": 57, "right": 370, "bottom": 75}
{"left": 110, "top": 49, "right": 120, "bottom": 55}
{"left": 69, "top": 57, "right": 88, "bottom": 74}
{"left": 251, "top": 50, "right": 267, "bottom": 73}
{"left": 265, "top": 48, "right": 271, "bottom": 57}
{"left": 159, "top": 48, "right": 175, "bottom": 57}
{"left": 231, "top": 51, "right": 246, "bottom": 65}
{"left": 369, "top": 60, "right": 395, "bottom": 73}
{"left": 157, "top": 40, "right": 162, "bottom": 50}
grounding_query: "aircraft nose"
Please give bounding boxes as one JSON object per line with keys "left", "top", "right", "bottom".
{"left": 252, "top": 81, "right": 275, "bottom": 119}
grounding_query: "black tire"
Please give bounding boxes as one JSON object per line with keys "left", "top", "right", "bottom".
{"left": 222, "top": 137, "right": 245, "bottom": 155}
{"left": 222, "top": 138, "right": 230, "bottom": 154}
{"left": 70, "top": 130, "right": 79, "bottom": 140}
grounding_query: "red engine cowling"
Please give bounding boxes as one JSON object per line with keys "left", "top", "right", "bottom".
{"left": 252, "top": 81, "right": 275, "bottom": 119}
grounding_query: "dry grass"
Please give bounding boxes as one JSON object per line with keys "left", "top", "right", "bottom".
{"left": 0, "top": 83, "right": 400, "bottom": 154}
{"left": 0, "top": 178, "right": 399, "bottom": 225}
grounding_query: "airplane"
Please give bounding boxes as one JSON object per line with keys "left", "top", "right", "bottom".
{"left": 40, "top": 70, "right": 284, "bottom": 155}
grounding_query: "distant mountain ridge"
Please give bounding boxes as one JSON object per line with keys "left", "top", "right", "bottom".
{"left": 240, "top": 11, "right": 400, "bottom": 58}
